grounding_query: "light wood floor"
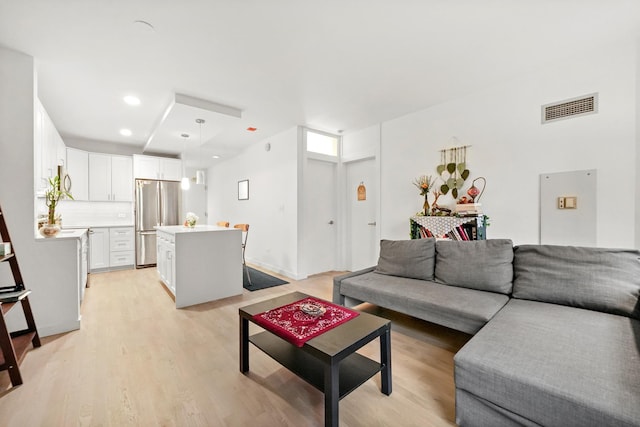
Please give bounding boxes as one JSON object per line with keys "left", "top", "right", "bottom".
{"left": 0, "top": 267, "right": 471, "bottom": 426}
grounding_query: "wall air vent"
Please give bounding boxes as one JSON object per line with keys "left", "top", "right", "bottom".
{"left": 542, "top": 93, "right": 598, "bottom": 124}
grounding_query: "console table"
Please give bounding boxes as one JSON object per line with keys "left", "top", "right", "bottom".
{"left": 410, "top": 214, "right": 486, "bottom": 240}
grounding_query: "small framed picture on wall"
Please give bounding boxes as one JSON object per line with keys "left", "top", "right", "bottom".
{"left": 238, "top": 179, "right": 249, "bottom": 200}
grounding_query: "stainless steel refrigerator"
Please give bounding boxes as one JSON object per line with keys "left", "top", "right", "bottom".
{"left": 135, "top": 179, "right": 181, "bottom": 268}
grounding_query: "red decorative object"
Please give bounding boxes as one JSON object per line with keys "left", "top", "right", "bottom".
{"left": 467, "top": 176, "right": 486, "bottom": 202}
{"left": 252, "top": 297, "right": 359, "bottom": 347}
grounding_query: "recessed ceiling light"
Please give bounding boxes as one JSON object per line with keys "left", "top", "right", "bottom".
{"left": 212, "top": 155, "right": 220, "bottom": 159}
{"left": 120, "top": 129, "right": 132, "bottom": 137}
{"left": 247, "top": 127, "right": 257, "bottom": 132}
{"left": 123, "top": 95, "right": 141, "bottom": 106}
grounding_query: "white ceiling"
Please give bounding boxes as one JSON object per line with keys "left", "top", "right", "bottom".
{"left": 1, "top": 1, "right": 640, "bottom": 168}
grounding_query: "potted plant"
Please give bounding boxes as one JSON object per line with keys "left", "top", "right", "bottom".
{"left": 40, "top": 175, "right": 73, "bottom": 237}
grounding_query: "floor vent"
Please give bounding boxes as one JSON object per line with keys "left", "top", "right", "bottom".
{"left": 542, "top": 93, "right": 598, "bottom": 124}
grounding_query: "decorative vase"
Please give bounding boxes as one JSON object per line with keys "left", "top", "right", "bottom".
{"left": 423, "top": 195, "right": 430, "bottom": 216}
{"left": 39, "top": 223, "right": 61, "bottom": 238}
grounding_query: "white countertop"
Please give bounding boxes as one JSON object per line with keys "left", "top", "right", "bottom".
{"left": 155, "top": 225, "right": 238, "bottom": 235}
{"left": 35, "top": 228, "right": 88, "bottom": 241}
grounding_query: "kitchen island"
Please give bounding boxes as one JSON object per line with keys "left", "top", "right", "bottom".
{"left": 155, "top": 225, "right": 242, "bottom": 308}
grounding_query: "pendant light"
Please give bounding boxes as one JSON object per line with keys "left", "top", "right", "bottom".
{"left": 195, "top": 118, "right": 206, "bottom": 185}
{"left": 180, "top": 133, "right": 190, "bottom": 190}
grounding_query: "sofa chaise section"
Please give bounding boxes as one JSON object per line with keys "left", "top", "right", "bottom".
{"left": 455, "top": 298, "right": 640, "bottom": 427}
{"left": 455, "top": 244, "right": 640, "bottom": 427}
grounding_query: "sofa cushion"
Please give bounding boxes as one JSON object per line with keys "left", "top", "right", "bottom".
{"left": 455, "top": 299, "right": 640, "bottom": 427}
{"left": 435, "top": 239, "right": 514, "bottom": 295}
{"left": 513, "top": 245, "right": 640, "bottom": 319}
{"left": 374, "top": 238, "right": 436, "bottom": 281}
{"left": 339, "top": 271, "right": 509, "bottom": 334}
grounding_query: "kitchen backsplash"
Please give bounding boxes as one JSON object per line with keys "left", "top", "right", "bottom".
{"left": 37, "top": 200, "right": 134, "bottom": 227}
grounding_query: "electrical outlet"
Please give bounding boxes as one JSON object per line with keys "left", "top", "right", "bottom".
{"left": 557, "top": 197, "right": 565, "bottom": 209}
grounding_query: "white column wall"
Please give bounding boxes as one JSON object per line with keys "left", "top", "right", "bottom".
{"left": 0, "top": 46, "right": 80, "bottom": 336}
{"left": 207, "top": 127, "right": 300, "bottom": 278}
{"left": 380, "top": 40, "right": 637, "bottom": 248}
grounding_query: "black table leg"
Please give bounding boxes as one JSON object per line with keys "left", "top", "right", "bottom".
{"left": 324, "top": 360, "right": 339, "bottom": 427}
{"left": 380, "top": 326, "right": 392, "bottom": 395}
{"left": 240, "top": 315, "right": 249, "bottom": 373}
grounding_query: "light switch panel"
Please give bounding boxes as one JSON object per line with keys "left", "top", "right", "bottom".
{"left": 557, "top": 196, "right": 577, "bottom": 209}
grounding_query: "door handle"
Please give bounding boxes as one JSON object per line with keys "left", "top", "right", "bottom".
{"left": 367, "top": 221, "right": 377, "bottom": 226}
{"left": 328, "top": 220, "right": 334, "bottom": 225}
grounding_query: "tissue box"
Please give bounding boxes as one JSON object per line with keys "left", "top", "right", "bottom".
{"left": 0, "top": 242, "right": 11, "bottom": 256}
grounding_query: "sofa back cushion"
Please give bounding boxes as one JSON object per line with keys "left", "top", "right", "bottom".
{"left": 375, "top": 238, "right": 436, "bottom": 281}
{"left": 435, "top": 239, "right": 514, "bottom": 294}
{"left": 513, "top": 245, "right": 640, "bottom": 319}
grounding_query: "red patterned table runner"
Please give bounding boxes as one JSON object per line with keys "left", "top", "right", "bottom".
{"left": 252, "top": 297, "right": 360, "bottom": 347}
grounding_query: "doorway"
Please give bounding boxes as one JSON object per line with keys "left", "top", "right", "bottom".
{"left": 304, "top": 158, "right": 338, "bottom": 275}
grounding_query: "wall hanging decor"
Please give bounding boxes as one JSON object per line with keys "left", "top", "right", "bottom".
{"left": 357, "top": 182, "right": 367, "bottom": 201}
{"left": 436, "top": 145, "right": 471, "bottom": 199}
{"left": 238, "top": 180, "right": 249, "bottom": 200}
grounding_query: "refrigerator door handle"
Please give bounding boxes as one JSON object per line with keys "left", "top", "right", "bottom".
{"left": 139, "top": 231, "right": 156, "bottom": 235}
{"left": 157, "top": 181, "right": 162, "bottom": 226}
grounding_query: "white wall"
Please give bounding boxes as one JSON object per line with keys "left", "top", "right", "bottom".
{"left": 207, "top": 127, "right": 300, "bottom": 278}
{"left": 0, "top": 46, "right": 80, "bottom": 337}
{"left": 342, "top": 124, "right": 379, "bottom": 162}
{"left": 380, "top": 41, "right": 638, "bottom": 249}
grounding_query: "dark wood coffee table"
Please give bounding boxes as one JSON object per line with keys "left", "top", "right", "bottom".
{"left": 239, "top": 291, "right": 391, "bottom": 427}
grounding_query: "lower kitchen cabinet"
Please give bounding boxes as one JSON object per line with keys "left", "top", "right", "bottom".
{"left": 89, "top": 228, "right": 109, "bottom": 270}
{"left": 156, "top": 230, "right": 176, "bottom": 295}
{"left": 90, "top": 226, "right": 135, "bottom": 272}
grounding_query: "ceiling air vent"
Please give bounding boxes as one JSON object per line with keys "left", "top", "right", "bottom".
{"left": 542, "top": 93, "right": 598, "bottom": 124}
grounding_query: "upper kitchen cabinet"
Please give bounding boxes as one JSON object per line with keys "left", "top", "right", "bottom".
{"left": 66, "top": 148, "right": 89, "bottom": 201}
{"left": 89, "top": 153, "right": 133, "bottom": 202}
{"left": 34, "top": 99, "right": 66, "bottom": 195}
{"left": 133, "top": 154, "right": 182, "bottom": 181}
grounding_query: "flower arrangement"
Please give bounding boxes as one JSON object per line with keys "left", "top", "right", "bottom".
{"left": 413, "top": 175, "right": 435, "bottom": 196}
{"left": 184, "top": 212, "right": 199, "bottom": 228}
{"left": 413, "top": 175, "right": 435, "bottom": 215}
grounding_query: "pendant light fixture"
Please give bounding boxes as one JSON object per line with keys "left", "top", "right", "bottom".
{"left": 180, "top": 133, "right": 190, "bottom": 190}
{"left": 195, "top": 118, "right": 206, "bottom": 185}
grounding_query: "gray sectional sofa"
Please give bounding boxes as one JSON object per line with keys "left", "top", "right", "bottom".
{"left": 333, "top": 238, "right": 640, "bottom": 427}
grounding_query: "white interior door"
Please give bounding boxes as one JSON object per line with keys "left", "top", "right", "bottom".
{"left": 304, "top": 159, "right": 337, "bottom": 275}
{"left": 346, "top": 158, "right": 378, "bottom": 270}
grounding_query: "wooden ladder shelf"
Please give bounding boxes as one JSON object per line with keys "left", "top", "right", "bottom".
{"left": 0, "top": 204, "right": 41, "bottom": 387}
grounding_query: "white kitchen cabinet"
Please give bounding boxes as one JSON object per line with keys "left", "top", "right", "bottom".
{"left": 157, "top": 230, "right": 176, "bottom": 295}
{"left": 109, "top": 227, "right": 134, "bottom": 267}
{"left": 155, "top": 226, "right": 242, "bottom": 308}
{"left": 89, "top": 153, "right": 133, "bottom": 201}
{"left": 78, "top": 230, "right": 88, "bottom": 304}
{"left": 90, "top": 226, "right": 134, "bottom": 271}
{"left": 133, "top": 154, "right": 182, "bottom": 181}
{"left": 89, "top": 228, "right": 109, "bottom": 270}
{"left": 34, "top": 99, "right": 66, "bottom": 194}
{"left": 160, "top": 158, "right": 183, "bottom": 181}
{"left": 111, "top": 156, "right": 133, "bottom": 201}
{"left": 66, "top": 148, "right": 89, "bottom": 201}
